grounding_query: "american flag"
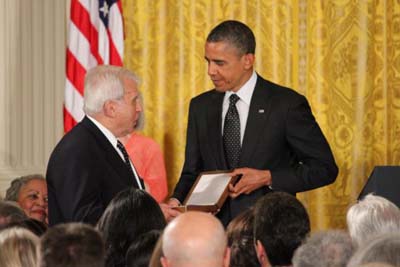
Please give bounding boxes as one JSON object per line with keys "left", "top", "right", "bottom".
{"left": 64, "top": 0, "right": 124, "bottom": 132}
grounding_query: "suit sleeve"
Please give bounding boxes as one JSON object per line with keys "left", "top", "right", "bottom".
{"left": 172, "top": 99, "right": 204, "bottom": 202}
{"left": 270, "top": 95, "right": 338, "bottom": 193}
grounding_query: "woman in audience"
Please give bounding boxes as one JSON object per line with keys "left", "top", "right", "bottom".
{"left": 226, "top": 207, "right": 259, "bottom": 267}
{"left": 97, "top": 188, "right": 166, "bottom": 267}
{"left": 5, "top": 174, "right": 48, "bottom": 225}
{"left": 346, "top": 193, "right": 400, "bottom": 247}
{"left": 0, "top": 227, "right": 39, "bottom": 267}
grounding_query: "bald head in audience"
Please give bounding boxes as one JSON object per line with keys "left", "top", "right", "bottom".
{"left": 161, "top": 212, "right": 229, "bottom": 267}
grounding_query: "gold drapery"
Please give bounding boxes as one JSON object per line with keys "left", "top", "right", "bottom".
{"left": 123, "top": 0, "right": 400, "bottom": 230}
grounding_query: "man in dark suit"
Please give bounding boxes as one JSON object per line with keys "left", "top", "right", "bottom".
{"left": 168, "top": 20, "right": 338, "bottom": 226}
{"left": 46, "top": 66, "right": 160, "bottom": 225}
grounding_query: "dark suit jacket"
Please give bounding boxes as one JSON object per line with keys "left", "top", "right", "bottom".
{"left": 46, "top": 117, "right": 138, "bottom": 226}
{"left": 172, "top": 75, "right": 338, "bottom": 225}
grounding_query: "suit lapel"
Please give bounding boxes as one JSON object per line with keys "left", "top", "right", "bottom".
{"left": 207, "top": 91, "right": 228, "bottom": 169}
{"left": 81, "top": 117, "right": 135, "bottom": 187}
{"left": 239, "top": 77, "right": 273, "bottom": 166}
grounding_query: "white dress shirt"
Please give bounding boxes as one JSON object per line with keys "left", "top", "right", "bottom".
{"left": 87, "top": 115, "right": 143, "bottom": 189}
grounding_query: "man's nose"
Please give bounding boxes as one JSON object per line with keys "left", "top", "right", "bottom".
{"left": 208, "top": 62, "right": 217, "bottom": 76}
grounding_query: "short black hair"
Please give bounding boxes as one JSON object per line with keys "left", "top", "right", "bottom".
{"left": 254, "top": 192, "right": 310, "bottom": 266}
{"left": 206, "top": 20, "right": 256, "bottom": 55}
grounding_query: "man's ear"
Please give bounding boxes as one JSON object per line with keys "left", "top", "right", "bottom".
{"left": 243, "top": 53, "right": 255, "bottom": 70}
{"left": 255, "top": 240, "right": 270, "bottom": 267}
{"left": 160, "top": 256, "right": 169, "bottom": 267}
{"left": 223, "top": 247, "right": 231, "bottom": 267}
{"left": 103, "top": 99, "right": 116, "bottom": 117}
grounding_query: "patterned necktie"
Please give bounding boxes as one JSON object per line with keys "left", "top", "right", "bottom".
{"left": 117, "top": 140, "right": 143, "bottom": 189}
{"left": 223, "top": 94, "right": 241, "bottom": 169}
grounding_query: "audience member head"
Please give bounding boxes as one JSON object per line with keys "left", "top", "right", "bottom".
{"left": 83, "top": 65, "right": 142, "bottom": 138}
{"left": 346, "top": 193, "right": 400, "bottom": 248}
{"left": 126, "top": 230, "right": 161, "bottom": 267}
{"left": 40, "top": 222, "right": 104, "bottom": 267}
{"left": 5, "top": 174, "right": 48, "bottom": 224}
{"left": 97, "top": 188, "right": 166, "bottom": 267}
{"left": 206, "top": 20, "right": 256, "bottom": 56}
{"left": 347, "top": 233, "right": 400, "bottom": 267}
{"left": 254, "top": 192, "right": 310, "bottom": 267}
{"left": 0, "top": 200, "right": 27, "bottom": 229}
{"left": 161, "top": 211, "right": 229, "bottom": 267}
{"left": 292, "top": 230, "right": 353, "bottom": 267}
{"left": 5, "top": 218, "right": 47, "bottom": 237}
{"left": 355, "top": 263, "right": 395, "bottom": 267}
{"left": 0, "top": 227, "right": 39, "bottom": 267}
{"left": 226, "top": 207, "right": 258, "bottom": 267}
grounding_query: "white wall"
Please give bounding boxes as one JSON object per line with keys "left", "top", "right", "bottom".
{"left": 0, "top": 0, "right": 66, "bottom": 197}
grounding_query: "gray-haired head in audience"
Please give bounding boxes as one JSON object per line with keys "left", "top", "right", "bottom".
{"left": 346, "top": 193, "right": 400, "bottom": 247}
{"left": 0, "top": 227, "right": 40, "bottom": 267}
{"left": 5, "top": 174, "right": 45, "bottom": 202}
{"left": 347, "top": 233, "right": 400, "bottom": 267}
{"left": 292, "top": 230, "right": 353, "bottom": 267}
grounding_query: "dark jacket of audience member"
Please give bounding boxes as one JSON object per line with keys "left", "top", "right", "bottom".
{"left": 40, "top": 222, "right": 105, "bottom": 267}
{"left": 126, "top": 230, "right": 161, "bottom": 267}
{"left": 292, "top": 230, "right": 353, "bottom": 267}
{"left": 254, "top": 192, "right": 310, "bottom": 267}
{"left": 97, "top": 188, "right": 166, "bottom": 267}
{"left": 226, "top": 207, "right": 259, "bottom": 267}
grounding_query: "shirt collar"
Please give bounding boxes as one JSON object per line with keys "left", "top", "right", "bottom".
{"left": 225, "top": 71, "right": 257, "bottom": 105}
{"left": 86, "top": 115, "right": 118, "bottom": 148}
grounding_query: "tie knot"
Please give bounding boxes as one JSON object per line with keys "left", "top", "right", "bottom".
{"left": 229, "top": 94, "right": 240, "bottom": 105}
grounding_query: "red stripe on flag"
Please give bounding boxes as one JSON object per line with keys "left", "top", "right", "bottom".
{"left": 108, "top": 29, "right": 123, "bottom": 65}
{"left": 63, "top": 107, "right": 77, "bottom": 133}
{"left": 66, "top": 49, "right": 86, "bottom": 96}
{"left": 70, "top": 0, "right": 103, "bottom": 64}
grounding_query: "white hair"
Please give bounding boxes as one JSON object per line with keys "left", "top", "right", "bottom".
{"left": 346, "top": 194, "right": 400, "bottom": 248}
{"left": 83, "top": 65, "right": 140, "bottom": 116}
{"left": 0, "top": 227, "right": 40, "bottom": 267}
{"left": 347, "top": 233, "right": 400, "bottom": 267}
{"left": 292, "top": 230, "right": 353, "bottom": 267}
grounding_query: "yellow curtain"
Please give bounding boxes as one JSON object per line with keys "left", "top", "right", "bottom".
{"left": 123, "top": 0, "right": 400, "bottom": 230}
